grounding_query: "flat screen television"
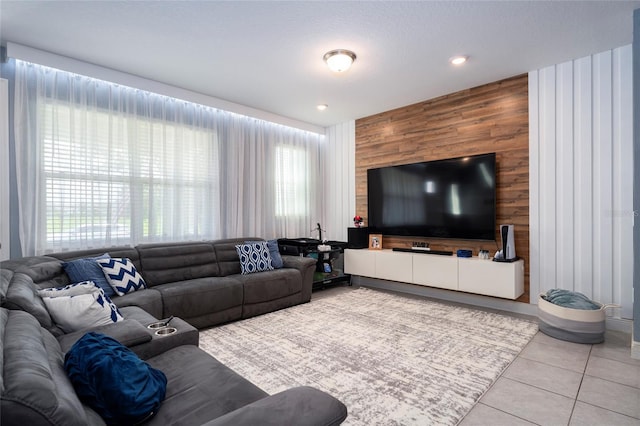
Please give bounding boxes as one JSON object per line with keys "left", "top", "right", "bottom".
{"left": 367, "top": 153, "right": 496, "bottom": 240}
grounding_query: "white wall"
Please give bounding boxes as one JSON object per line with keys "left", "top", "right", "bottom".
{"left": 0, "top": 79, "right": 9, "bottom": 261}
{"left": 322, "top": 121, "right": 356, "bottom": 242}
{"left": 529, "top": 45, "right": 634, "bottom": 319}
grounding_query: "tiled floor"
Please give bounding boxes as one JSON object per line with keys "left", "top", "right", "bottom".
{"left": 318, "top": 285, "right": 640, "bottom": 425}
{"left": 460, "top": 329, "right": 640, "bottom": 425}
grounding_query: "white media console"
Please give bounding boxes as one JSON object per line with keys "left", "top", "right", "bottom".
{"left": 344, "top": 249, "right": 524, "bottom": 300}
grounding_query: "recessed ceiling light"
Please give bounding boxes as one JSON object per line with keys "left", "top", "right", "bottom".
{"left": 450, "top": 55, "right": 468, "bottom": 65}
{"left": 323, "top": 49, "right": 357, "bottom": 73}
{"left": 317, "top": 104, "right": 328, "bottom": 111}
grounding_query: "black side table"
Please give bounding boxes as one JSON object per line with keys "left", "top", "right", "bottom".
{"left": 277, "top": 238, "right": 350, "bottom": 290}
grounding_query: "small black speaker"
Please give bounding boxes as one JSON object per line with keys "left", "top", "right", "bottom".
{"left": 348, "top": 227, "right": 369, "bottom": 249}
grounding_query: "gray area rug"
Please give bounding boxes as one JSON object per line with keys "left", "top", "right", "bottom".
{"left": 200, "top": 287, "right": 538, "bottom": 425}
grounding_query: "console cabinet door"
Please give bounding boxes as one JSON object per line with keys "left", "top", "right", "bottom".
{"left": 412, "top": 255, "right": 458, "bottom": 290}
{"left": 458, "top": 258, "right": 524, "bottom": 299}
{"left": 375, "top": 251, "right": 413, "bottom": 283}
{"left": 344, "top": 249, "right": 377, "bottom": 277}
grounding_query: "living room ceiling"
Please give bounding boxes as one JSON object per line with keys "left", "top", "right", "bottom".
{"left": 1, "top": 1, "right": 639, "bottom": 129}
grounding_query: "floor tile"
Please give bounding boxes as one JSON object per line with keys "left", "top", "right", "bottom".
{"left": 586, "top": 356, "right": 640, "bottom": 389}
{"left": 460, "top": 403, "right": 535, "bottom": 426}
{"left": 481, "top": 377, "right": 574, "bottom": 425}
{"left": 578, "top": 376, "right": 640, "bottom": 419}
{"left": 503, "top": 356, "right": 583, "bottom": 398}
{"left": 569, "top": 401, "right": 640, "bottom": 426}
{"left": 530, "top": 331, "right": 593, "bottom": 353}
{"left": 591, "top": 331, "right": 640, "bottom": 367}
{"left": 519, "top": 339, "right": 590, "bottom": 373}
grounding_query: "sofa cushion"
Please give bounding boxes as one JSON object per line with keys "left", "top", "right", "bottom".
{"left": 38, "top": 282, "right": 124, "bottom": 333}
{"left": 4, "top": 271, "right": 55, "bottom": 330}
{"left": 2, "top": 256, "right": 68, "bottom": 287}
{"left": 137, "top": 242, "right": 220, "bottom": 285}
{"left": 145, "top": 345, "right": 268, "bottom": 425}
{"left": 112, "top": 288, "right": 164, "bottom": 320}
{"left": 0, "top": 268, "right": 11, "bottom": 306}
{"left": 235, "top": 242, "right": 274, "bottom": 275}
{"left": 65, "top": 332, "right": 167, "bottom": 425}
{"left": 57, "top": 318, "right": 153, "bottom": 354}
{"left": 50, "top": 246, "right": 141, "bottom": 271}
{"left": 154, "top": 277, "right": 243, "bottom": 320}
{"left": 97, "top": 257, "right": 147, "bottom": 296}
{"left": 0, "top": 308, "right": 92, "bottom": 425}
{"left": 201, "top": 386, "right": 348, "bottom": 426}
{"left": 117, "top": 305, "right": 160, "bottom": 325}
{"left": 237, "top": 268, "right": 302, "bottom": 305}
{"left": 62, "top": 253, "right": 115, "bottom": 296}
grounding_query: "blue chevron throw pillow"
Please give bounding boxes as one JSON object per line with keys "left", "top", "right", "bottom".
{"left": 97, "top": 257, "right": 148, "bottom": 296}
{"left": 235, "top": 242, "right": 274, "bottom": 275}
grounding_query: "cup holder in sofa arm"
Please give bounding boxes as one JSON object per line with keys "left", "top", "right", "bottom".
{"left": 154, "top": 327, "right": 177, "bottom": 336}
{"left": 57, "top": 319, "right": 152, "bottom": 353}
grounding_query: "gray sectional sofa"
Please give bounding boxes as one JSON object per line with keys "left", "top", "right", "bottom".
{"left": 2, "top": 238, "right": 316, "bottom": 330}
{"left": 0, "top": 238, "right": 347, "bottom": 426}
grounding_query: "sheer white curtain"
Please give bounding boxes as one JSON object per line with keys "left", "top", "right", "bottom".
{"left": 13, "top": 61, "right": 324, "bottom": 256}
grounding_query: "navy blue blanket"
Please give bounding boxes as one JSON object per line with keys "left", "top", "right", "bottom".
{"left": 65, "top": 332, "right": 167, "bottom": 425}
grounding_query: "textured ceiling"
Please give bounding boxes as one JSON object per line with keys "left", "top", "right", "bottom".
{"left": 1, "top": 1, "right": 639, "bottom": 128}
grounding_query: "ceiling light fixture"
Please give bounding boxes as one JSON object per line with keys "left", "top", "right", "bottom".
{"left": 317, "top": 104, "right": 328, "bottom": 111}
{"left": 450, "top": 55, "right": 468, "bottom": 66}
{"left": 323, "top": 49, "right": 357, "bottom": 73}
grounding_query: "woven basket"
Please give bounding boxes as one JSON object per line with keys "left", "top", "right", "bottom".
{"left": 537, "top": 293, "right": 616, "bottom": 344}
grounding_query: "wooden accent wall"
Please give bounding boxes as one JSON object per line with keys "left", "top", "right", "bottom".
{"left": 355, "top": 74, "right": 530, "bottom": 303}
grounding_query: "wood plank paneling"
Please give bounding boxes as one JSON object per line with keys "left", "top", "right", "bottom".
{"left": 355, "top": 74, "right": 530, "bottom": 303}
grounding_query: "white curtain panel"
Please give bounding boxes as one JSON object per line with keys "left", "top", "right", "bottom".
{"left": 14, "top": 61, "right": 324, "bottom": 256}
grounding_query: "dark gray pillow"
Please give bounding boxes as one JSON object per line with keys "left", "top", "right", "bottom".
{"left": 267, "top": 239, "right": 284, "bottom": 269}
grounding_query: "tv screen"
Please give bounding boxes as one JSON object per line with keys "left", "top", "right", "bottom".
{"left": 367, "top": 153, "right": 496, "bottom": 240}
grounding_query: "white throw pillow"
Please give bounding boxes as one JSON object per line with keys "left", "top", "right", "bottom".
{"left": 39, "top": 280, "right": 102, "bottom": 298}
{"left": 96, "top": 257, "right": 147, "bottom": 296}
{"left": 39, "top": 281, "right": 124, "bottom": 333}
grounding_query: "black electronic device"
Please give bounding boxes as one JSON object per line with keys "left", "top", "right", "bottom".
{"left": 347, "top": 227, "right": 369, "bottom": 249}
{"left": 367, "top": 153, "right": 496, "bottom": 240}
{"left": 392, "top": 248, "right": 453, "bottom": 255}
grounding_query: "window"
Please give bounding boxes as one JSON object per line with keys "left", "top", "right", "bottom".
{"left": 41, "top": 102, "right": 219, "bottom": 251}
{"left": 14, "top": 60, "right": 322, "bottom": 255}
{"left": 275, "top": 145, "right": 309, "bottom": 217}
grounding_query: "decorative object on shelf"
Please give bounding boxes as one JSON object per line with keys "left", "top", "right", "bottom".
{"left": 353, "top": 215, "right": 364, "bottom": 228}
{"left": 456, "top": 249, "right": 472, "bottom": 258}
{"left": 369, "top": 234, "right": 382, "bottom": 250}
{"left": 478, "top": 249, "right": 490, "bottom": 260}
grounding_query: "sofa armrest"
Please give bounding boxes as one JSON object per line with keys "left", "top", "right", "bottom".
{"left": 57, "top": 319, "right": 152, "bottom": 353}
{"left": 202, "top": 386, "right": 347, "bottom": 426}
{"left": 281, "top": 256, "right": 316, "bottom": 302}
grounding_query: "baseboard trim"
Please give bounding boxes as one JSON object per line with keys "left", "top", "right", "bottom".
{"left": 605, "top": 317, "right": 633, "bottom": 333}
{"left": 354, "top": 276, "right": 538, "bottom": 318}
{"left": 353, "top": 276, "right": 632, "bottom": 331}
